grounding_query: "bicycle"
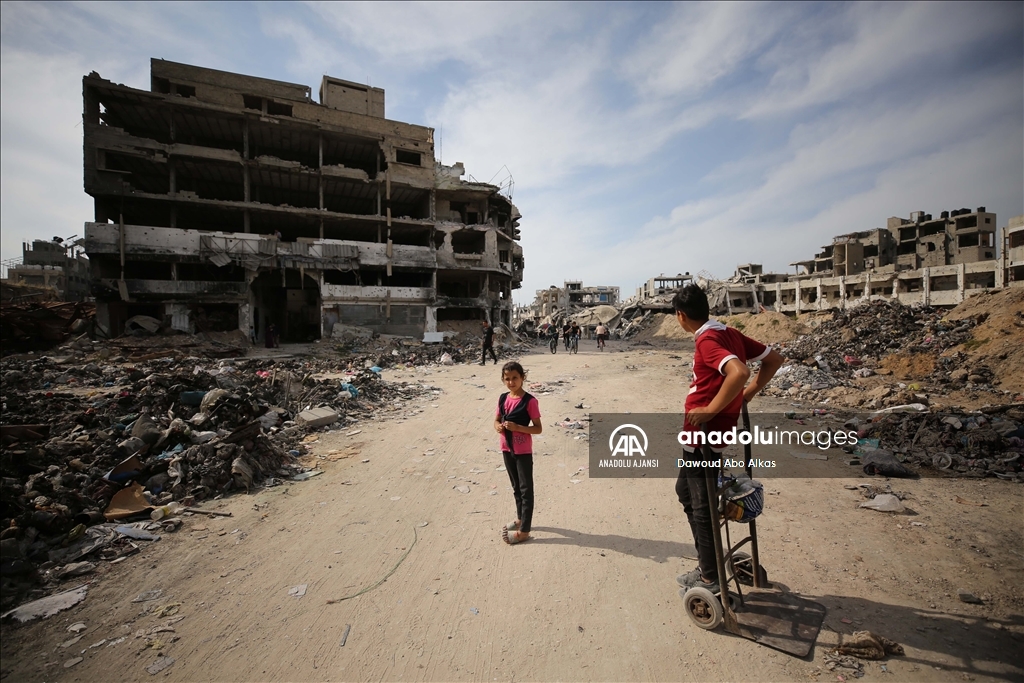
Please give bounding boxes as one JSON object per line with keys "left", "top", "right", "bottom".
{"left": 597, "top": 334, "right": 606, "bottom": 351}
{"left": 549, "top": 334, "right": 558, "bottom": 354}
{"left": 570, "top": 335, "right": 579, "bottom": 354}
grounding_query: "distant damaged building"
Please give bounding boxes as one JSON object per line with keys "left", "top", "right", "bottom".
{"left": 82, "top": 60, "right": 522, "bottom": 340}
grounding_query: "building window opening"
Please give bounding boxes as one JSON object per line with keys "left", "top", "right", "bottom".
{"left": 266, "top": 101, "right": 293, "bottom": 117}
{"left": 190, "top": 304, "right": 238, "bottom": 332}
{"left": 323, "top": 269, "right": 360, "bottom": 285}
{"left": 437, "top": 308, "right": 484, "bottom": 322}
{"left": 451, "top": 230, "right": 486, "bottom": 254}
{"left": 123, "top": 260, "right": 171, "bottom": 279}
{"left": 395, "top": 149, "right": 421, "bottom": 166}
{"left": 243, "top": 95, "right": 263, "bottom": 111}
{"left": 958, "top": 233, "right": 980, "bottom": 248}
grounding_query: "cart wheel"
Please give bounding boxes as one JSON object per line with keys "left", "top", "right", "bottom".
{"left": 680, "top": 586, "right": 723, "bottom": 630}
{"left": 731, "top": 552, "right": 770, "bottom": 587}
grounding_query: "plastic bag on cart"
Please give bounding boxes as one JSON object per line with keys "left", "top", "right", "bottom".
{"left": 719, "top": 474, "right": 764, "bottom": 523}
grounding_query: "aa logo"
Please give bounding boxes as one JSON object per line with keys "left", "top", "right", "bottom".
{"left": 608, "top": 424, "right": 648, "bottom": 458}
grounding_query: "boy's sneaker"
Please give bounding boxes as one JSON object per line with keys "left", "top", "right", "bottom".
{"left": 694, "top": 575, "right": 721, "bottom": 595}
{"left": 679, "top": 571, "right": 721, "bottom": 595}
{"left": 676, "top": 567, "right": 702, "bottom": 588}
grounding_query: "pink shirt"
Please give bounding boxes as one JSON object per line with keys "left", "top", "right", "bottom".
{"left": 495, "top": 394, "right": 541, "bottom": 454}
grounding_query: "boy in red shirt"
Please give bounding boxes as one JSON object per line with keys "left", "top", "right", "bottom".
{"left": 673, "top": 284, "right": 783, "bottom": 594}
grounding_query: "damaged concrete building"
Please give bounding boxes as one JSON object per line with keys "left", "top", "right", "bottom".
{"left": 631, "top": 208, "right": 1019, "bottom": 317}
{"left": 82, "top": 60, "right": 523, "bottom": 341}
{"left": 4, "top": 239, "right": 91, "bottom": 302}
{"left": 771, "top": 207, "right": 1007, "bottom": 313}
{"left": 524, "top": 280, "right": 620, "bottom": 323}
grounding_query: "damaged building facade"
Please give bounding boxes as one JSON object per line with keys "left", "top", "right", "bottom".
{"left": 524, "top": 280, "right": 620, "bottom": 322}
{"left": 631, "top": 209, "right": 1022, "bottom": 316}
{"left": 82, "top": 60, "right": 522, "bottom": 341}
{"left": 5, "top": 240, "right": 91, "bottom": 302}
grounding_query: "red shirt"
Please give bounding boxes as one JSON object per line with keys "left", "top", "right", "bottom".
{"left": 683, "top": 320, "right": 769, "bottom": 441}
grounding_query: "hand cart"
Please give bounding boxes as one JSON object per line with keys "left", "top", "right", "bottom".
{"left": 680, "top": 404, "right": 827, "bottom": 657}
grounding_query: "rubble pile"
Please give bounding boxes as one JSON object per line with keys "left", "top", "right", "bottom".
{"left": 860, "top": 406, "right": 1024, "bottom": 481}
{"left": 335, "top": 327, "right": 530, "bottom": 366}
{"left": 779, "top": 300, "right": 978, "bottom": 379}
{"left": 0, "top": 301, "right": 95, "bottom": 354}
{"left": 0, "top": 348, "right": 443, "bottom": 606}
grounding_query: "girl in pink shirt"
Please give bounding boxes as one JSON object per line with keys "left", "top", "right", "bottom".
{"left": 493, "top": 361, "right": 543, "bottom": 544}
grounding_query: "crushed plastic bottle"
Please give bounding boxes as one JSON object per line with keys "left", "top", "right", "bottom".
{"left": 150, "top": 501, "right": 183, "bottom": 521}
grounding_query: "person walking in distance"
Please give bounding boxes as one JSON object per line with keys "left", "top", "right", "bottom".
{"left": 494, "top": 361, "right": 542, "bottom": 544}
{"left": 481, "top": 321, "right": 498, "bottom": 365}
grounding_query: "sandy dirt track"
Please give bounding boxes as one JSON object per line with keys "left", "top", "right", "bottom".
{"left": 2, "top": 341, "right": 1022, "bottom": 682}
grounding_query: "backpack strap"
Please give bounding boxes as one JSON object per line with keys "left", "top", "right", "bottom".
{"left": 498, "top": 391, "right": 514, "bottom": 456}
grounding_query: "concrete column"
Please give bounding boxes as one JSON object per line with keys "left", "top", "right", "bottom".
{"left": 957, "top": 263, "right": 965, "bottom": 302}
{"left": 775, "top": 282, "right": 782, "bottom": 312}
{"left": 815, "top": 279, "right": 823, "bottom": 311}
{"left": 795, "top": 280, "right": 802, "bottom": 315}
{"left": 838, "top": 277, "right": 846, "bottom": 309}
{"left": 864, "top": 271, "right": 870, "bottom": 300}
{"left": 922, "top": 267, "right": 930, "bottom": 305}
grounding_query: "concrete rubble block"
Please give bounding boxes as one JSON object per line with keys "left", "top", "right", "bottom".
{"left": 297, "top": 407, "right": 340, "bottom": 428}
{"left": 332, "top": 324, "right": 374, "bottom": 341}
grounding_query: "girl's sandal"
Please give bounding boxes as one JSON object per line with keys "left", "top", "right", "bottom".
{"left": 502, "top": 527, "right": 529, "bottom": 545}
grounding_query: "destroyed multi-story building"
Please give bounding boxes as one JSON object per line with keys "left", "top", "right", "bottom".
{"left": 1006, "top": 215, "right": 1024, "bottom": 285}
{"left": 525, "top": 280, "right": 620, "bottom": 322}
{"left": 81, "top": 60, "right": 523, "bottom": 341}
{"left": 634, "top": 273, "right": 692, "bottom": 302}
{"left": 631, "top": 208, "right": 1018, "bottom": 317}
{"left": 4, "top": 239, "right": 91, "bottom": 301}
{"left": 759, "top": 207, "right": 1009, "bottom": 313}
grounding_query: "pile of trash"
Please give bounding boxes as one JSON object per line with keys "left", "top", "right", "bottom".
{"left": 334, "top": 325, "right": 530, "bottom": 366}
{"left": 766, "top": 360, "right": 849, "bottom": 394}
{"left": 858, "top": 405, "right": 1024, "bottom": 481}
{"left": 779, "top": 300, "right": 978, "bottom": 379}
{"left": 0, "top": 301, "right": 95, "bottom": 354}
{"left": 0, "top": 346, "right": 443, "bottom": 608}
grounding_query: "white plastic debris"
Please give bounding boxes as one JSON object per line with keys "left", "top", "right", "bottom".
{"left": 859, "top": 494, "right": 905, "bottom": 512}
{"left": 1, "top": 585, "right": 88, "bottom": 623}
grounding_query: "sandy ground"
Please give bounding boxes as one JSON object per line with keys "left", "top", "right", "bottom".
{"left": 2, "top": 341, "right": 1022, "bottom": 682}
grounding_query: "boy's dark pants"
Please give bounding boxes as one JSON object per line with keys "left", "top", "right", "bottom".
{"left": 502, "top": 451, "right": 534, "bottom": 533}
{"left": 675, "top": 458, "right": 717, "bottom": 581}
{"left": 482, "top": 343, "right": 497, "bottom": 364}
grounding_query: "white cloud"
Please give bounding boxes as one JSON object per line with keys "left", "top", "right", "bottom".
{"left": 746, "top": 2, "right": 1020, "bottom": 118}
{"left": 302, "top": 1, "right": 559, "bottom": 70}
{"left": 620, "top": 2, "right": 789, "bottom": 99}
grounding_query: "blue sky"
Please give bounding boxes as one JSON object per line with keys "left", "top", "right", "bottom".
{"left": 2, "top": 1, "right": 1021, "bottom": 303}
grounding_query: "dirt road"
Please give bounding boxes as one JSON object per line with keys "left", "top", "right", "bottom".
{"left": 3, "top": 341, "right": 1022, "bottom": 682}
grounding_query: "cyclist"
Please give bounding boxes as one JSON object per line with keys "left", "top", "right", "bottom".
{"left": 569, "top": 322, "right": 581, "bottom": 353}
{"left": 547, "top": 324, "right": 559, "bottom": 353}
{"left": 595, "top": 322, "right": 608, "bottom": 351}
{"left": 562, "top": 322, "right": 572, "bottom": 351}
